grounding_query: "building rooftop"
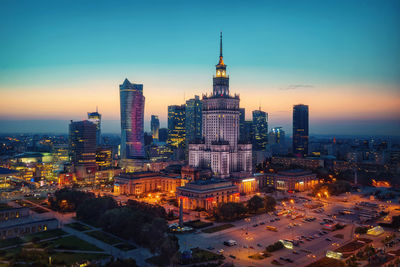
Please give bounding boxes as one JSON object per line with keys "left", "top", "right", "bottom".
{"left": 0, "top": 167, "right": 19, "bottom": 175}
{"left": 277, "top": 169, "right": 313, "bottom": 176}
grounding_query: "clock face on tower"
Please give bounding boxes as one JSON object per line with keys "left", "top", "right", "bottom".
{"left": 222, "top": 71, "right": 225, "bottom": 76}
{"left": 217, "top": 71, "right": 221, "bottom": 76}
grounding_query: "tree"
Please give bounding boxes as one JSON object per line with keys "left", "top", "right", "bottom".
{"left": 263, "top": 195, "right": 276, "bottom": 212}
{"left": 214, "top": 202, "right": 247, "bottom": 221}
{"left": 76, "top": 196, "right": 117, "bottom": 225}
{"left": 247, "top": 195, "right": 264, "bottom": 213}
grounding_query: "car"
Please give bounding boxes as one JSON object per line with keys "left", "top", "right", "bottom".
{"left": 243, "top": 245, "right": 248, "bottom": 248}
{"left": 257, "top": 243, "right": 263, "bottom": 247}
{"left": 293, "top": 251, "right": 299, "bottom": 254}
{"left": 260, "top": 222, "right": 265, "bottom": 225}
{"left": 270, "top": 219, "right": 275, "bottom": 222}
{"left": 275, "top": 218, "right": 280, "bottom": 221}
{"left": 207, "top": 246, "right": 215, "bottom": 250}
{"left": 218, "top": 249, "right": 224, "bottom": 254}
{"left": 301, "top": 235, "right": 306, "bottom": 238}
{"left": 253, "top": 224, "right": 259, "bottom": 227}
{"left": 249, "top": 246, "right": 255, "bottom": 249}
{"left": 229, "top": 255, "right": 236, "bottom": 259}
{"left": 280, "top": 257, "right": 286, "bottom": 261}
{"left": 299, "top": 240, "right": 304, "bottom": 243}
{"left": 286, "top": 258, "right": 294, "bottom": 263}
{"left": 325, "top": 238, "right": 332, "bottom": 241}
{"left": 305, "top": 238, "right": 311, "bottom": 241}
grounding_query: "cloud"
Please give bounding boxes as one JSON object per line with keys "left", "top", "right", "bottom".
{"left": 279, "top": 84, "right": 314, "bottom": 90}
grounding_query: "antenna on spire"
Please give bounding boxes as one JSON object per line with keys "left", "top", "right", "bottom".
{"left": 220, "top": 32, "right": 223, "bottom": 58}
{"left": 96, "top": 105, "right": 98, "bottom": 113}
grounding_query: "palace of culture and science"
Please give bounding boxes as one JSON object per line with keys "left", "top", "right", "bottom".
{"left": 188, "top": 34, "right": 252, "bottom": 178}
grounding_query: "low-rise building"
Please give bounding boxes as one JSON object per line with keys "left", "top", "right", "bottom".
{"left": 177, "top": 179, "right": 239, "bottom": 210}
{"left": 265, "top": 169, "right": 318, "bottom": 191}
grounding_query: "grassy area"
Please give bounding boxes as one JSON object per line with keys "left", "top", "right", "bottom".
{"left": 0, "top": 237, "right": 22, "bottom": 249}
{"left": 42, "top": 236, "right": 103, "bottom": 251}
{"left": 189, "top": 248, "right": 224, "bottom": 263}
{"left": 336, "top": 240, "right": 366, "bottom": 253}
{"left": 202, "top": 223, "right": 234, "bottom": 233}
{"left": 22, "top": 228, "right": 66, "bottom": 242}
{"left": 184, "top": 220, "right": 213, "bottom": 229}
{"left": 25, "top": 197, "right": 46, "bottom": 204}
{"left": 66, "top": 222, "right": 91, "bottom": 232}
{"left": 114, "top": 243, "right": 136, "bottom": 251}
{"left": 86, "top": 230, "right": 121, "bottom": 245}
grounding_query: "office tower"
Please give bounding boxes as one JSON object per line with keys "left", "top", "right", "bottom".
{"left": 159, "top": 128, "right": 168, "bottom": 143}
{"left": 167, "top": 104, "right": 186, "bottom": 148}
{"left": 151, "top": 115, "right": 160, "bottom": 141}
{"left": 268, "top": 127, "right": 285, "bottom": 145}
{"left": 239, "top": 108, "right": 245, "bottom": 141}
{"left": 185, "top": 95, "right": 202, "bottom": 147}
{"left": 252, "top": 109, "right": 268, "bottom": 150}
{"left": 119, "top": 78, "right": 145, "bottom": 159}
{"left": 69, "top": 120, "right": 97, "bottom": 179}
{"left": 96, "top": 147, "right": 113, "bottom": 170}
{"left": 188, "top": 33, "right": 252, "bottom": 178}
{"left": 293, "top": 104, "right": 309, "bottom": 157}
{"left": 243, "top": 120, "right": 254, "bottom": 143}
{"left": 88, "top": 109, "right": 102, "bottom": 146}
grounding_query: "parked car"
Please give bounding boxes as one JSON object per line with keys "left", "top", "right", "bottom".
{"left": 207, "top": 246, "right": 215, "bottom": 250}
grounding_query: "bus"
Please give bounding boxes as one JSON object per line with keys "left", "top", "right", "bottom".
{"left": 266, "top": 226, "right": 278, "bottom": 232}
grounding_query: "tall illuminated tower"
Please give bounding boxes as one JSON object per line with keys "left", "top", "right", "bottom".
{"left": 151, "top": 115, "right": 160, "bottom": 141}
{"left": 293, "top": 104, "right": 309, "bottom": 157}
{"left": 252, "top": 109, "right": 268, "bottom": 150}
{"left": 188, "top": 33, "right": 252, "bottom": 178}
{"left": 119, "top": 78, "right": 145, "bottom": 159}
{"left": 88, "top": 108, "right": 101, "bottom": 146}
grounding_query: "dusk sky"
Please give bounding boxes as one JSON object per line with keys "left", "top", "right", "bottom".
{"left": 0, "top": 0, "right": 399, "bottom": 136}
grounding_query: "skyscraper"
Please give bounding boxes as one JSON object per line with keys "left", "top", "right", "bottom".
{"left": 185, "top": 95, "right": 202, "bottom": 147}
{"left": 88, "top": 108, "right": 101, "bottom": 146}
{"left": 239, "top": 108, "right": 246, "bottom": 141}
{"left": 167, "top": 104, "right": 186, "bottom": 148}
{"left": 252, "top": 109, "right": 268, "bottom": 150}
{"left": 268, "top": 127, "right": 285, "bottom": 145}
{"left": 293, "top": 104, "right": 309, "bottom": 157}
{"left": 119, "top": 78, "right": 145, "bottom": 159}
{"left": 69, "top": 120, "right": 97, "bottom": 179}
{"left": 151, "top": 115, "right": 160, "bottom": 141}
{"left": 188, "top": 33, "right": 252, "bottom": 178}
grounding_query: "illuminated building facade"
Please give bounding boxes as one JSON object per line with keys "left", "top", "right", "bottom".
{"left": 188, "top": 33, "right": 252, "bottom": 178}
{"left": 96, "top": 147, "right": 113, "bottom": 170}
{"left": 120, "top": 78, "right": 145, "bottom": 159}
{"left": 268, "top": 127, "right": 285, "bottom": 145}
{"left": 68, "top": 120, "right": 97, "bottom": 179}
{"left": 151, "top": 115, "right": 160, "bottom": 141}
{"left": 185, "top": 95, "right": 202, "bottom": 148}
{"left": 88, "top": 109, "right": 102, "bottom": 146}
{"left": 267, "top": 169, "right": 318, "bottom": 192}
{"left": 252, "top": 109, "right": 268, "bottom": 150}
{"left": 167, "top": 105, "right": 186, "bottom": 148}
{"left": 177, "top": 179, "right": 239, "bottom": 210}
{"left": 113, "top": 171, "right": 190, "bottom": 195}
{"left": 239, "top": 108, "right": 246, "bottom": 141}
{"left": 293, "top": 104, "right": 309, "bottom": 157}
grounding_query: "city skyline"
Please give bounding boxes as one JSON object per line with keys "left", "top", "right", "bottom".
{"left": 0, "top": 0, "right": 399, "bottom": 136}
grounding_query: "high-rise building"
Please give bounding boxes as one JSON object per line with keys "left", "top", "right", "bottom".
{"left": 151, "top": 115, "right": 160, "bottom": 141}
{"left": 239, "top": 108, "right": 246, "bottom": 141}
{"left": 252, "top": 109, "right": 268, "bottom": 150}
{"left": 188, "top": 33, "right": 252, "bottom": 178}
{"left": 96, "top": 147, "right": 113, "bottom": 170}
{"left": 293, "top": 104, "right": 309, "bottom": 157}
{"left": 88, "top": 109, "right": 102, "bottom": 146}
{"left": 119, "top": 78, "right": 145, "bottom": 159}
{"left": 159, "top": 128, "right": 168, "bottom": 143}
{"left": 185, "top": 95, "right": 202, "bottom": 147}
{"left": 268, "top": 127, "right": 285, "bottom": 145}
{"left": 243, "top": 120, "right": 254, "bottom": 143}
{"left": 69, "top": 120, "right": 97, "bottom": 179}
{"left": 167, "top": 105, "right": 186, "bottom": 148}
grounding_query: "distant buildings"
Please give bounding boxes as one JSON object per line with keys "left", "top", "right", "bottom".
{"left": 267, "top": 127, "right": 287, "bottom": 155}
{"left": 158, "top": 128, "right": 168, "bottom": 143}
{"left": 68, "top": 120, "right": 97, "bottom": 179}
{"left": 167, "top": 104, "right": 186, "bottom": 149}
{"left": 87, "top": 109, "right": 102, "bottom": 146}
{"left": 252, "top": 109, "right": 268, "bottom": 150}
{"left": 239, "top": 108, "right": 246, "bottom": 141}
{"left": 151, "top": 115, "right": 160, "bottom": 141}
{"left": 119, "top": 78, "right": 145, "bottom": 159}
{"left": 293, "top": 104, "right": 309, "bottom": 157}
{"left": 185, "top": 95, "right": 202, "bottom": 148}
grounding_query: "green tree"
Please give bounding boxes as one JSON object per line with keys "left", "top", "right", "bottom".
{"left": 214, "top": 202, "right": 247, "bottom": 221}
{"left": 263, "top": 195, "right": 276, "bottom": 212}
{"left": 247, "top": 195, "right": 264, "bottom": 213}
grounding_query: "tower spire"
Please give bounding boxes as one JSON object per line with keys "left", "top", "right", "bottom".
{"left": 218, "top": 32, "right": 224, "bottom": 65}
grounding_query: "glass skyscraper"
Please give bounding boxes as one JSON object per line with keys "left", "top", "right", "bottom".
{"left": 293, "top": 104, "right": 309, "bottom": 157}
{"left": 119, "top": 78, "right": 145, "bottom": 159}
{"left": 252, "top": 109, "right": 268, "bottom": 150}
{"left": 167, "top": 104, "right": 186, "bottom": 148}
{"left": 185, "top": 95, "right": 202, "bottom": 148}
{"left": 151, "top": 115, "right": 160, "bottom": 141}
{"left": 87, "top": 108, "right": 101, "bottom": 146}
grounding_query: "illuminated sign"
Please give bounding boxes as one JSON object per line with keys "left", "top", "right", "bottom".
{"left": 242, "top": 178, "right": 255, "bottom": 182}
{"left": 326, "top": 250, "right": 343, "bottom": 259}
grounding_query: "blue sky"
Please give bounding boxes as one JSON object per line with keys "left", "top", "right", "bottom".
{"left": 0, "top": 0, "right": 399, "bottom": 135}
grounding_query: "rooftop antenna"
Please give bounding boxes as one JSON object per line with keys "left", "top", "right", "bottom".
{"left": 96, "top": 105, "right": 98, "bottom": 113}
